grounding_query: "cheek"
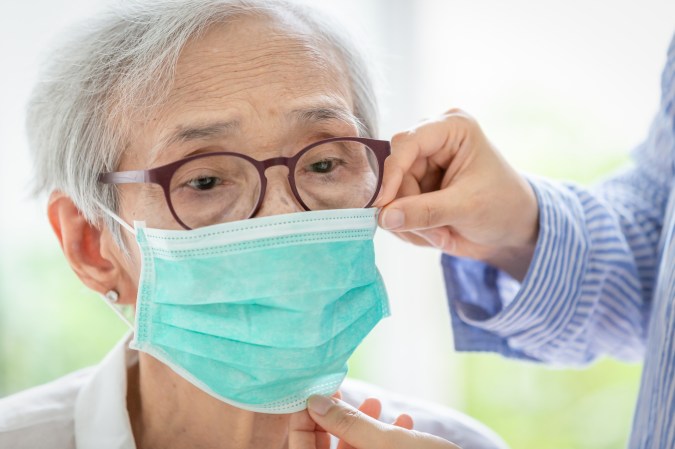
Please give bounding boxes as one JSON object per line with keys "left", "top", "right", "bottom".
{"left": 120, "top": 183, "right": 185, "bottom": 230}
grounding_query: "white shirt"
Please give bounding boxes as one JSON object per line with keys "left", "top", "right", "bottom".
{"left": 0, "top": 335, "right": 508, "bottom": 449}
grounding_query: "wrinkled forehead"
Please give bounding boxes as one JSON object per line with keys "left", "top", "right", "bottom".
{"left": 156, "top": 14, "right": 353, "bottom": 132}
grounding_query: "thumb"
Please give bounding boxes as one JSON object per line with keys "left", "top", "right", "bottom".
{"left": 379, "top": 189, "right": 461, "bottom": 232}
{"left": 307, "top": 395, "right": 393, "bottom": 449}
{"left": 288, "top": 409, "right": 330, "bottom": 449}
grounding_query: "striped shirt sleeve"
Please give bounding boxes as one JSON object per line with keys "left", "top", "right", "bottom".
{"left": 443, "top": 34, "right": 675, "bottom": 366}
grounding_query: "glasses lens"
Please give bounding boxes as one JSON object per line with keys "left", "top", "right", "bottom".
{"left": 295, "top": 140, "right": 379, "bottom": 210}
{"left": 169, "top": 154, "right": 261, "bottom": 229}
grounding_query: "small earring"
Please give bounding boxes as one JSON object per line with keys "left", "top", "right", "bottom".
{"left": 105, "top": 290, "right": 120, "bottom": 303}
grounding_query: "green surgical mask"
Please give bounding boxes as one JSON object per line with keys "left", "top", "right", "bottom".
{"left": 100, "top": 207, "right": 389, "bottom": 413}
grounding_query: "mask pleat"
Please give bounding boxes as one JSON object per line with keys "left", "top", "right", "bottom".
{"left": 145, "top": 298, "right": 383, "bottom": 370}
{"left": 152, "top": 284, "right": 378, "bottom": 348}
{"left": 152, "top": 239, "right": 376, "bottom": 306}
{"left": 161, "top": 344, "right": 347, "bottom": 407}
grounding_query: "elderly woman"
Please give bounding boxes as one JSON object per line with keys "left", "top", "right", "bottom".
{"left": 0, "top": 1, "right": 508, "bottom": 449}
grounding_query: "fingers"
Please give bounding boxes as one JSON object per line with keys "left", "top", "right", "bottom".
{"left": 338, "top": 398, "right": 382, "bottom": 449}
{"left": 373, "top": 112, "right": 473, "bottom": 209}
{"left": 312, "top": 390, "right": 343, "bottom": 433}
{"left": 308, "top": 395, "right": 461, "bottom": 449}
{"left": 377, "top": 154, "right": 462, "bottom": 235}
{"left": 291, "top": 396, "right": 390, "bottom": 449}
{"left": 307, "top": 395, "right": 390, "bottom": 449}
{"left": 357, "top": 398, "right": 382, "bottom": 420}
{"left": 379, "top": 189, "right": 460, "bottom": 233}
{"left": 393, "top": 414, "right": 414, "bottom": 430}
{"left": 288, "top": 410, "right": 330, "bottom": 449}
{"left": 378, "top": 172, "right": 453, "bottom": 249}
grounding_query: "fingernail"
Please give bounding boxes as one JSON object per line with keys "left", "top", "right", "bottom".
{"left": 308, "top": 395, "right": 335, "bottom": 416}
{"left": 381, "top": 209, "right": 404, "bottom": 230}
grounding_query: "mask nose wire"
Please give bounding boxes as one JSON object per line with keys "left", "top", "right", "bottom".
{"left": 95, "top": 200, "right": 137, "bottom": 235}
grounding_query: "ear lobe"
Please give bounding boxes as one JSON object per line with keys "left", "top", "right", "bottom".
{"left": 47, "top": 192, "right": 118, "bottom": 295}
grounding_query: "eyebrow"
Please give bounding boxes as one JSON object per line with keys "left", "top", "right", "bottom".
{"left": 290, "top": 106, "right": 362, "bottom": 130}
{"left": 162, "top": 120, "right": 240, "bottom": 149}
{"left": 159, "top": 106, "right": 361, "bottom": 150}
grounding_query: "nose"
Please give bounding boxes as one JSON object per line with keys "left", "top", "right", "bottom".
{"left": 253, "top": 166, "right": 304, "bottom": 218}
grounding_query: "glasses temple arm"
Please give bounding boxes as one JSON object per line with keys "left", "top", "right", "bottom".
{"left": 98, "top": 170, "right": 148, "bottom": 184}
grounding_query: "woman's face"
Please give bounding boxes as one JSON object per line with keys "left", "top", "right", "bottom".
{"left": 108, "top": 15, "right": 360, "bottom": 295}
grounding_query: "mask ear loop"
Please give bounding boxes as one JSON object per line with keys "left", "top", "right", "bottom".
{"left": 94, "top": 200, "right": 137, "bottom": 331}
{"left": 95, "top": 200, "right": 136, "bottom": 236}
{"left": 100, "top": 291, "right": 135, "bottom": 330}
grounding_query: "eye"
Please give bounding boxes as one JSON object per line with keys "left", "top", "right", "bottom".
{"left": 187, "top": 176, "right": 222, "bottom": 191}
{"left": 309, "top": 158, "right": 342, "bottom": 173}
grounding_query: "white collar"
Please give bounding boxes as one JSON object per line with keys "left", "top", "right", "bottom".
{"left": 70, "top": 333, "right": 334, "bottom": 449}
{"left": 66, "top": 332, "right": 501, "bottom": 449}
{"left": 74, "top": 332, "right": 137, "bottom": 449}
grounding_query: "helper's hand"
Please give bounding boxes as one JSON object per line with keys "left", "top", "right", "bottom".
{"left": 373, "top": 109, "right": 539, "bottom": 280}
{"left": 288, "top": 395, "right": 461, "bottom": 449}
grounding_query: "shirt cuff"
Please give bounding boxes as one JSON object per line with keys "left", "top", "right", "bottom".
{"left": 443, "top": 177, "right": 592, "bottom": 359}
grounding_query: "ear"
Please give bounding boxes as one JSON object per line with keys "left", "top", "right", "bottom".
{"left": 47, "top": 191, "right": 137, "bottom": 305}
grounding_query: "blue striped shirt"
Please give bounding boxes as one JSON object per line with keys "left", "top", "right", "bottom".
{"left": 443, "top": 34, "right": 675, "bottom": 448}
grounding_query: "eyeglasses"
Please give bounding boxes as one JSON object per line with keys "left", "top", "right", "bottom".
{"left": 98, "top": 137, "right": 391, "bottom": 230}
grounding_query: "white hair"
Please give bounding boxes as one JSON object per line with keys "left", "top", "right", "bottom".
{"left": 27, "top": 0, "right": 378, "bottom": 244}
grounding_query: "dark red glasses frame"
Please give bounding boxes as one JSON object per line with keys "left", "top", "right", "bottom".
{"left": 98, "top": 137, "right": 391, "bottom": 230}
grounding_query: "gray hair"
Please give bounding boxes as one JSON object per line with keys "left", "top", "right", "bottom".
{"left": 27, "top": 0, "right": 378, "bottom": 245}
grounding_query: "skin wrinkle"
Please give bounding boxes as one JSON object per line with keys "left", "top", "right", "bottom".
{"left": 170, "top": 64, "right": 321, "bottom": 112}
{"left": 169, "top": 22, "right": 343, "bottom": 107}
{"left": 153, "top": 108, "right": 358, "bottom": 160}
{"left": 140, "top": 103, "right": 357, "bottom": 169}
{"left": 139, "top": 68, "right": 348, "bottom": 166}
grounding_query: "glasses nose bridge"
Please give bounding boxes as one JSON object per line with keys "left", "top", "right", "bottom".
{"left": 256, "top": 155, "right": 305, "bottom": 212}
{"left": 260, "top": 156, "right": 293, "bottom": 178}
